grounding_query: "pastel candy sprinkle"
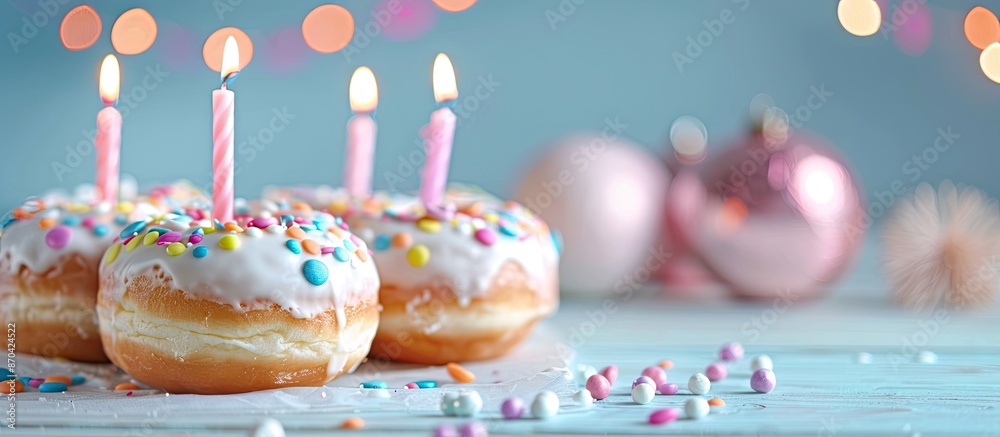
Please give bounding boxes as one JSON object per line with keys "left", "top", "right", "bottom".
{"left": 343, "top": 238, "right": 356, "bottom": 252}
{"left": 143, "top": 231, "right": 160, "bottom": 246}
{"left": 82, "top": 217, "right": 95, "bottom": 228}
{"left": 125, "top": 235, "right": 142, "bottom": 252}
{"left": 392, "top": 232, "right": 412, "bottom": 248}
{"left": 302, "top": 259, "right": 329, "bottom": 285}
{"left": 415, "top": 380, "right": 438, "bottom": 388}
{"left": 321, "top": 247, "right": 334, "bottom": 255}
{"left": 360, "top": 381, "right": 387, "bottom": 389}
{"left": 45, "top": 226, "right": 72, "bottom": 249}
{"left": 249, "top": 217, "right": 276, "bottom": 228}
{"left": 38, "top": 218, "right": 55, "bottom": 229}
{"left": 374, "top": 235, "right": 391, "bottom": 251}
{"left": 246, "top": 227, "right": 262, "bottom": 238}
{"left": 407, "top": 245, "right": 430, "bottom": 267}
{"left": 302, "top": 239, "right": 321, "bottom": 255}
{"left": 286, "top": 227, "right": 306, "bottom": 240}
{"left": 355, "top": 249, "right": 368, "bottom": 262}
{"left": 286, "top": 240, "right": 302, "bottom": 254}
{"left": 39, "top": 382, "right": 68, "bottom": 392}
{"left": 120, "top": 220, "right": 147, "bottom": 239}
{"left": 219, "top": 235, "right": 240, "bottom": 250}
{"left": 166, "top": 242, "right": 186, "bottom": 256}
{"left": 62, "top": 216, "right": 80, "bottom": 226}
{"left": 105, "top": 243, "right": 121, "bottom": 264}
{"left": 333, "top": 247, "right": 350, "bottom": 262}
{"left": 474, "top": 228, "right": 496, "bottom": 246}
{"left": 188, "top": 233, "right": 204, "bottom": 245}
{"left": 193, "top": 246, "right": 209, "bottom": 258}
{"left": 499, "top": 224, "right": 518, "bottom": 237}
{"left": 157, "top": 231, "right": 183, "bottom": 245}
{"left": 417, "top": 217, "right": 442, "bottom": 233}
{"left": 71, "top": 375, "right": 86, "bottom": 385}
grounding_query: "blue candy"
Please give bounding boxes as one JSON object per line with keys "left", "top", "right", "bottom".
{"left": 62, "top": 216, "right": 81, "bottom": 226}
{"left": 499, "top": 225, "right": 518, "bottom": 237}
{"left": 374, "top": 235, "right": 391, "bottom": 251}
{"left": 71, "top": 375, "right": 86, "bottom": 386}
{"left": 333, "top": 247, "right": 350, "bottom": 262}
{"left": 93, "top": 224, "right": 110, "bottom": 237}
{"left": 343, "top": 238, "right": 356, "bottom": 252}
{"left": 550, "top": 229, "right": 563, "bottom": 255}
{"left": 302, "top": 260, "right": 329, "bottom": 286}
{"left": 286, "top": 239, "right": 302, "bottom": 254}
{"left": 360, "top": 381, "right": 387, "bottom": 389}
{"left": 38, "top": 382, "right": 68, "bottom": 393}
{"left": 193, "top": 246, "right": 209, "bottom": 258}
{"left": 0, "top": 369, "right": 12, "bottom": 380}
{"left": 119, "top": 220, "right": 148, "bottom": 239}
{"left": 415, "top": 380, "right": 438, "bottom": 389}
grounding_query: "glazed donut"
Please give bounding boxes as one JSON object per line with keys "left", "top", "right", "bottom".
{"left": 97, "top": 206, "right": 380, "bottom": 394}
{"left": 266, "top": 184, "right": 560, "bottom": 365}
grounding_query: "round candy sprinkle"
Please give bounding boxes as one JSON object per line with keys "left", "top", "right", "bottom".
{"left": 648, "top": 407, "right": 680, "bottom": 425}
{"left": 166, "top": 243, "right": 186, "bottom": 256}
{"left": 455, "top": 391, "right": 483, "bottom": 417}
{"left": 751, "top": 368, "right": 776, "bottom": 393}
{"left": 415, "top": 380, "right": 438, "bottom": 388}
{"left": 705, "top": 362, "right": 727, "bottom": 381}
{"left": 82, "top": 217, "right": 95, "bottom": 228}
{"left": 434, "top": 424, "right": 459, "bottom": 437}
{"left": 28, "top": 378, "right": 43, "bottom": 388}
{"left": 708, "top": 397, "right": 726, "bottom": 407}
{"left": 115, "top": 383, "right": 140, "bottom": 391}
{"left": 188, "top": 233, "right": 203, "bottom": 245}
{"left": 71, "top": 375, "right": 86, "bottom": 385}
{"left": 333, "top": 247, "right": 350, "bottom": 262}
{"left": 642, "top": 365, "right": 667, "bottom": 387}
{"left": 474, "top": 228, "right": 496, "bottom": 246}
{"left": 391, "top": 232, "right": 412, "bottom": 248}
{"left": 501, "top": 397, "right": 525, "bottom": 419}
{"left": 407, "top": 245, "right": 431, "bottom": 267}
{"left": 719, "top": 341, "right": 744, "bottom": 362}
{"left": 219, "top": 235, "right": 240, "bottom": 250}
{"left": 572, "top": 389, "right": 594, "bottom": 408}
{"left": 45, "top": 226, "right": 72, "bottom": 249}
{"left": 586, "top": 374, "right": 611, "bottom": 400}
{"left": 658, "top": 359, "right": 674, "bottom": 369}
{"left": 685, "top": 398, "right": 710, "bottom": 420}
{"left": 374, "top": 235, "right": 391, "bottom": 251}
{"left": 599, "top": 365, "right": 618, "bottom": 385}
{"left": 45, "top": 375, "right": 71, "bottom": 385}
{"left": 302, "top": 260, "right": 329, "bottom": 286}
{"left": 249, "top": 217, "right": 276, "bottom": 228}
{"left": 633, "top": 375, "right": 655, "bottom": 389}
{"left": 286, "top": 227, "right": 306, "bottom": 240}
{"left": 4, "top": 380, "right": 23, "bottom": 393}
{"left": 751, "top": 354, "right": 773, "bottom": 371}
{"left": 119, "top": 220, "right": 147, "bottom": 239}
{"left": 360, "top": 381, "right": 387, "bottom": 389}
{"left": 341, "top": 417, "right": 364, "bottom": 430}
{"left": 302, "top": 239, "right": 321, "bottom": 255}
{"left": 285, "top": 239, "right": 302, "bottom": 254}
{"left": 62, "top": 216, "right": 80, "bottom": 226}
{"left": 193, "top": 246, "right": 209, "bottom": 258}
{"left": 531, "top": 391, "right": 559, "bottom": 419}
{"left": 441, "top": 392, "right": 460, "bottom": 416}
{"left": 404, "top": 382, "right": 419, "bottom": 389}
{"left": 417, "top": 217, "right": 443, "bottom": 233}
{"left": 157, "top": 231, "right": 183, "bottom": 245}
{"left": 447, "top": 362, "right": 476, "bottom": 383}
{"left": 93, "top": 224, "right": 109, "bottom": 237}
{"left": 459, "top": 421, "right": 488, "bottom": 437}
{"left": 342, "top": 238, "right": 357, "bottom": 252}
{"left": 224, "top": 222, "right": 243, "bottom": 233}
{"left": 355, "top": 249, "right": 369, "bottom": 262}
{"left": 658, "top": 383, "right": 679, "bottom": 395}
{"left": 143, "top": 231, "right": 160, "bottom": 246}
{"left": 688, "top": 373, "right": 711, "bottom": 394}
{"left": 246, "top": 227, "right": 263, "bottom": 238}
{"left": 39, "top": 382, "right": 67, "bottom": 392}
{"left": 125, "top": 235, "right": 142, "bottom": 252}
{"left": 499, "top": 224, "right": 518, "bottom": 237}
{"left": 631, "top": 382, "right": 655, "bottom": 404}
{"left": 105, "top": 243, "right": 121, "bottom": 264}
{"left": 38, "top": 218, "right": 55, "bottom": 229}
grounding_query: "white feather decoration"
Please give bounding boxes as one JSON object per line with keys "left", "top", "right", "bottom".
{"left": 883, "top": 180, "right": 1000, "bottom": 309}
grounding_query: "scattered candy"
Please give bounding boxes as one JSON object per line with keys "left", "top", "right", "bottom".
{"left": 684, "top": 397, "right": 710, "bottom": 420}
{"left": 105, "top": 243, "right": 122, "bottom": 264}
{"left": 391, "top": 232, "right": 412, "bottom": 248}
{"left": 447, "top": 362, "right": 476, "bottom": 383}
{"left": 193, "top": 246, "right": 209, "bottom": 258}
{"left": 474, "top": 228, "right": 496, "bottom": 246}
{"left": 407, "top": 244, "right": 431, "bottom": 267}
{"left": 572, "top": 389, "right": 594, "bottom": 408}
{"left": 333, "top": 247, "right": 350, "bottom": 262}
{"left": 404, "top": 382, "right": 419, "bottom": 390}
{"left": 157, "top": 231, "right": 183, "bottom": 245}
{"left": 458, "top": 421, "right": 488, "bottom": 437}
{"left": 454, "top": 391, "right": 483, "bottom": 417}
{"left": 434, "top": 424, "right": 459, "bottom": 437}
{"left": 125, "top": 235, "right": 142, "bottom": 252}
{"left": 341, "top": 417, "right": 365, "bottom": 430}
{"left": 658, "top": 359, "right": 674, "bottom": 369}
{"left": 219, "top": 235, "right": 240, "bottom": 250}
{"left": 39, "top": 382, "right": 67, "bottom": 392}
{"left": 705, "top": 362, "right": 727, "bottom": 381}
{"left": 441, "top": 392, "right": 460, "bottom": 415}
{"left": 3, "top": 380, "right": 23, "bottom": 393}
{"left": 417, "top": 217, "right": 442, "bottom": 233}
{"left": 750, "top": 368, "right": 776, "bottom": 393}
{"left": 120, "top": 220, "right": 147, "bottom": 239}
{"left": 166, "top": 242, "right": 186, "bottom": 256}
{"left": 501, "top": 397, "right": 525, "bottom": 419}
{"left": 599, "top": 365, "right": 618, "bottom": 385}
{"left": 586, "top": 374, "right": 611, "bottom": 400}
{"left": 708, "top": 397, "right": 726, "bottom": 407}
{"left": 286, "top": 239, "right": 302, "bottom": 254}
{"left": 286, "top": 227, "right": 306, "bottom": 240}
{"left": 415, "top": 380, "right": 438, "bottom": 389}
{"left": 302, "top": 260, "right": 329, "bottom": 286}
{"left": 93, "top": 224, "right": 109, "bottom": 237}
{"left": 917, "top": 350, "right": 938, "bottom": 364}
{"left": 719, "top": 341, "right": 744, "bottom": 362}
{"left": 45, "top": 226, "right": 72, "bottom": 249}
{"left": 0, "top": 369, "right": 12, "bottom": 380}
{"left": 641, "top": 365, "right": 667, "bottom": 387}
{"left": 531, "top": 391, "right": 559, "bottom": 419}
{"left": 45, "top": 375, "right": 71, "bottom": 385}
{"left": 359, "top": 381, "right": 387, "bottom": 389}
{"left": 143, "top": 231, "right": 160, "bottom": 246}
{"left": 71, "top": 375, "right": 86, "bottom": 385}
{"left": 302, "top": 239, "right": 321, "bottom": 255}
{"left": 658, "top": 383, "right": 679, "bottom": 395}
{"left": 115, "top": 383, "right": 140, "bottom": 391}
{"left": 631, "top": 382, "right": 655, "bottom": 404}
{"left": 648, "top": 407, "right": 680, "bottom": 425}
{"left": 38, "top": 218, "right": 55, "bottom": 229}
{"left": 688, "top": 373, "right": 711, "bottom": 395}
{"left": 751, "top": 354, "right": 773, "bottom": 371}
{"left": 633, "top": 376, "right": 655, "bottom": 389}
{"left": 28, "top": 378, "right": 43, "bottom": 388}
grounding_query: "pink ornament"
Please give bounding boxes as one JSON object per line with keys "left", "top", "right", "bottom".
{"left": 641, "top": 366, "right": 667, "bottom": 387}
{"left": 585, "top": 374, "right": 611, "bottom": 400}
{"left": 45, "top": 226, "right": 72, "bottom": 249}
{"left": 599, "top": 365, "right": 618, "bottom": 386}
{"left": 705, "top": 362, "right": 727, "bottom": 381}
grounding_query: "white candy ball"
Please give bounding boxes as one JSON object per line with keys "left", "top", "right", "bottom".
{"left": 751, "top": 354, "right": 773, "bottom": 371}
{"left": 572, "top": 389, "right": 594, "bottom": 409}
{"left": 513, "top": 135, "right": 671, "bottom": 296}
{"left": 684, "top": 397, "right": 710, "bottom": 420}
{"left": 531, "top": 391, "right": 560, "bottom": 419}
{"left": 454, "top": 391, "right": 483, "bottom": 417}
{"left": 251, "top": 418, "right": 286, "bottom": 437}
{"left": 688, "top": 373, "right": 711, "bottom": 395}
{"left": 631, "top": 382, "right": 655, "bottom": 404}
{"left": 440, "top": 392, "right": 461, "bottom": 416}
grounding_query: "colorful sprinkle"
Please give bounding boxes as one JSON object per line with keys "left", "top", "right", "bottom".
{"left": 719, "top": 341, "right": 744, "bottom": 362}
{"left": 45, "top": 226, "right": 72, "bottom": 249}
{"left": 302, "top": 260, "right": 329, "bottom": 285}
{"left": 708, "top": 397, "right": 726, "bottom": 407}
{"left": 404, "top": 382, "right": 419, "bottom": 389}
{"left": 417, "top": 217, "right": 442, "bottom": 233}
{"left": 224, "top": 222, "right": 244, "bottom": 233}
{"left": 45, "top": 375, "right": 71, "bottom": 385}
{"left": 599, "top": 365, "right": 619, "bottom": 385}
{"left": 193, "top": 246, "right": 209, "bottom": 258}
{"left": 39, "top": 382, "right": 67, "bottom": 392}
{"left": 360, "top": 381, "right": 387, "bottom": 389}
{"left": 751, "top": 368, "right": 776, "bottom": 393}
{"left": 166, "top": 242, "right": 186, "bottom": 256}
{"left": 38, "top": 218, "right": 55, "bottom": 229}
{"left": 374, "top": 235, "right": 391, "bottom": 251}
{"left": 120, "top": 220, "right": 147, "bottom": 239}
{"left": 125, "top": 235, "right": 142, "bottom": 252}
{"left": 642, "top": 366, "right": 667, "bottom": 387}
{"left": 286, "top": 227, "right": 306, "bottom": 240}
{"left": 62, "top": 216, "right": 81, "bottom": 226}
{"left": 28, "top": 378, "right": 43, "bottom": 388}
{"left": 286, "top": 240, "right": 302, "bottom": 254}
{"left": 333, "top": 247, "right": 350, "bottom": 262}
{"left": 406, "top": 245, "right": 430, "bottom": 267}
{"left": 157, "top": 231, "right": 183, "bottom": 245}
{"left": 415, "top": 380, "right": 438, "bottom": 389}
{"left": 71, "top": 375, "right": 86, "bottom": 385}
{"left": 115, "top": 383, "right": 140, "bottom": 391}
{"left": 355, "top": 249, "right": 368, "bottom": 262}
{"left": 246, "top": 227, "right": 262, "bottom": 238}
{"left": 143, "top": 231, "right": 160, "bottom": 246}
{"left": 341, "top": 417, "right": 365, "bottom": 430}
{"left": 343, "top": 238, "right": 357, "bottom": 252}
{"left": 658, "top": 383, "right": 679, "bottom": 395}
{"left": 499, "top": 224, "right": 518, "bottom": 237}
{"left": 474, "top": 228, "right": 496, "bottom": 246}
{"left": 391, "top": 232, "right": 412, "bottom": 248}
{"left": 219, "top": 235, "right": 240, "bottom": 250}
{"left": 302, "top": 239, "right": 321, "bottom": 255}
{"left": 483, "top": 212, "right": 499, "bottom": 223}
{"left": 706, "top": 362, "right": 727, "bottom": 381}
{"left": 658, "top": 359, "right": 674, "bottom": 369}
{"left": 4, "top": 380, "right": 23, "bottom": 393}
{"left": 446, "top": 362, "right": 476, "bottom": 383}
{"left": 648, "top": 407, "right": 680, "bottom": 425}
{"left": 188, "top": 233, "right": 204, "bottom": 245}
{"left": 105, "top": 243, "right": 121, "bottom": 264}
{"left": 249, "top": 217, "right": 276, "bottom": 228}
{"left": 82, "top": 217, "right": 95, "bottom": 228}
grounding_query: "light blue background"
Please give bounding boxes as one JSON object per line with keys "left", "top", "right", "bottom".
{"left": 1, "top": 0, "right": 998, "bottom": 213}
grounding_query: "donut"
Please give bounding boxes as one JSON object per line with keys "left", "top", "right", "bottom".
{"left": 97, "top": 206, "right": 380, "bottom": 394}
{"left": 267, "top": 184, "right": 560, "bottom": 364}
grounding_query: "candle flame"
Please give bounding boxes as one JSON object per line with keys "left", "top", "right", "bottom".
{"left": 220, "top": 35, "right": 240, "bottom": 82}
{"left": 99, "top": 54, "right": 120, "bottom": 105}
{"left": 349, "top": 66, "right": 378, "bottom": 113}
{"left": 432, "top": 53, "right": 458, "bottom": 103}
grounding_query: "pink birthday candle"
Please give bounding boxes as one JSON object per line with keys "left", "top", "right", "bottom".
{"left": 420, "top": 53, "right": 458, "bottom": 211}
{"left": 95, "top": 55, "right": 122, "bottom": 206}
{"left": 212, "top": 36, "right": 239, "bottom": 223}
{"left": 345, "top": 67, "right": 378, "bottom": 198}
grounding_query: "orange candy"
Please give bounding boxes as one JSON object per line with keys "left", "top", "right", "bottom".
{"left": 658, "top": 360, "right": 674, "bottom": 369}
{"left": 115, "top": 383, "right": 140, "bottom": 391}
{"left": 4, "top": 380, "right": 24, "bottom": 393}
{"left": 38, "top": 218, "right": 56, "bottom": 229}
{"left": 708, "top": 397, "right": 726, "bottom": 407}
{"left": 301, "top": 239, "right": 321, "bottom": 255}
{"left": 286, "top": 227, "right": 306, "bottom": 240}
{"left": 45, "top": 375, "right": 72, "bottom": 385}
{"left": 355, "top": 249, "right": 368, "bottom": 262}
{"left": 341, "top": 417, "right": 365, "bottom": 429}
{"left": 224, "top": 222, "right": 244, "bottom": 233}
{"left": 391, "top": 232, "right": 412, "bottom": 248}
{"left": 459, "top": 202, "right": 485, "bottom": 216}
{"left": 291, "top": 202, "right": 312, "bottom": 212}
{"left": 447, "top": 362, "right": 476, "bottom": 383}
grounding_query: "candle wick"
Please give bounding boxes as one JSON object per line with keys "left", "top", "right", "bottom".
{"left": 222, "top": 70, "right": 240, "bottom": 90}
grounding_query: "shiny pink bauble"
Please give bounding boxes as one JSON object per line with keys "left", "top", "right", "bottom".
{"left": 664, "top": 130, "right": 865, "bottom": 299}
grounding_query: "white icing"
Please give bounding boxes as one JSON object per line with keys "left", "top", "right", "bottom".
{"left": 0, "top": 211, "right": 118, "bottom": 275}
{"left": 100, "top": 220, "right": 380, "bottom": 320}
